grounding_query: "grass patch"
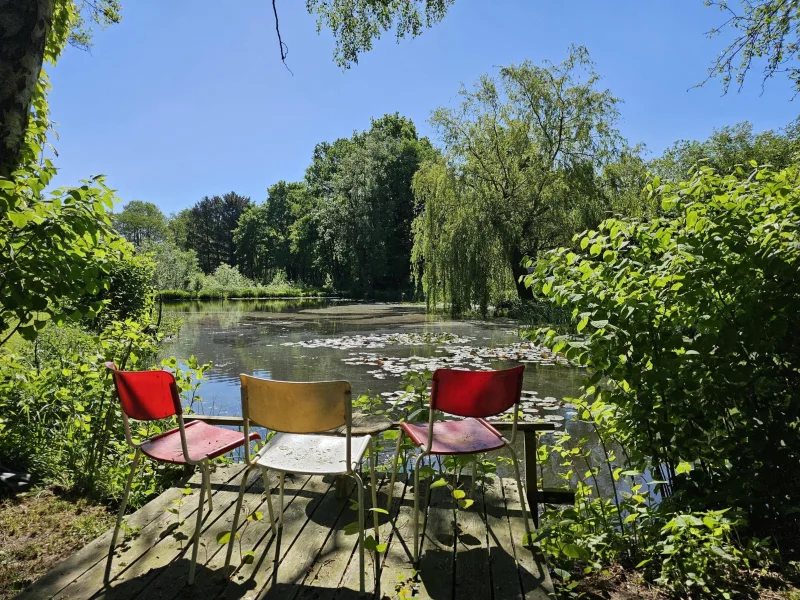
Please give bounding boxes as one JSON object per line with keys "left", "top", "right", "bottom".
{"left": 0, "top": 489, "right": 114, "bottom": 599}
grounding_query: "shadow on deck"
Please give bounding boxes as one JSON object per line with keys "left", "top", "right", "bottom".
{"left": 14, "top": 464, "right": 553, "bottom": 600}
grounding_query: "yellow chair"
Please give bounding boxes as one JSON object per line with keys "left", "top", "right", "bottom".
{"left": 224, "top": 375, "right": 379, "bottom": 592}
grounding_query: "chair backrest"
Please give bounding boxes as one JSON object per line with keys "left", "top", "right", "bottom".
{"left": 106, "top": 363, "right": 182, "bottom": 421}
{"left": 240, "top": 374, "right": 351, "bottom": 434}
{"left": 430, "top": 365, "right": 525, "bottom": 418}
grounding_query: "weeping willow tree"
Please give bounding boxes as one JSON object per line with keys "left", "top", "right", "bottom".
{"left": 412, "top": 46, "right": 651, "bottom": 316}
{"left": 411, "top": 160, "right": 513, "bottom": 315}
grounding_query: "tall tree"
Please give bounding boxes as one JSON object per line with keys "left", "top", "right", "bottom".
{"left": 185, "top": 192, "right": 250, "bottom": 273}
{"left": 112, "top": 200, "right": 166, "bottom": 246}
{"left": 0, "top": 0, "right": 120, "bottom": 178}
{"left": 234, "top": 181, "right": 313, "bottom": 283}
{"left": 310, "top": 113, "right": 436, "bottom": 293}
{"left": 413, "top": 47, "right": 623, "bottom": 311}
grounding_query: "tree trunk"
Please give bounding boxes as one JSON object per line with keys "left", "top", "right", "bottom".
{"left": 510, "top": 247, "right": 534, "bottom": 301}
{"left": 0, "top": 0, "right": 54, "bottom": 179}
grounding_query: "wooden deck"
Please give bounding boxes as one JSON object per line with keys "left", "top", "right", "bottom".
{"left": 15, "top": 464, "right": 553, "bottom": 600}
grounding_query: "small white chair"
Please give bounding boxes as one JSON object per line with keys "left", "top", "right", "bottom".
{"left": 224, "top": 374, "right": 379, "bottom": 592}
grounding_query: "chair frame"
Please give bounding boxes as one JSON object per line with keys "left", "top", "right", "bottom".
{"left": 105, "top": 363, "right": 233, "bottom": 586}
{"left": 387, "top": 367, "right": 532, "bottom": 565}
{"left": 224, "top": 375, "right": 379, "bottom": 593}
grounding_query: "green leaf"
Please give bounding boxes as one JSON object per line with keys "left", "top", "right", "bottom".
{"left": 7, "top": 211, "right": 28, "bottom": 228}
{"left": 577, "top": 316, "right": 589, "bottom": 332}
{"left": 216, "top": 531, "right": 231, "bottom": 544}
{"left": 241, "top": 550, "right": 255, "bottom": 564}
{"left": 675, "top": 461, "right": 693, "bottom": 475}
{"left": 452, "top": 489, "right": 466, "bottom": 500}
{"left": 429, "top": 478, "right": 447, "bottom": 489}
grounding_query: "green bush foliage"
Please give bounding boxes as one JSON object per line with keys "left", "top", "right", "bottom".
{"left": 528, "top": 162, "right": 799, "bottom": 596}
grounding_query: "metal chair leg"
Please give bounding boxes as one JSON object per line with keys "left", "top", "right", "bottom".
{"left": 352, "top": 472, "right": 366, "bottom": 593}
{"left": 105, "top": 447, "right": 140, "bottom": 585}
{"left": 260, "top": 467, "right": 276, "bottom": 535}
{"left": 412, "top": 451, "right": 429, "bottom": 565}
{"left": 387, "top": 433, "right": 403, "bottom": 511}
{"left": 506, "top": 443, "right": 533, "bottom": 542}
{"left": 204, "top": 460, "right": 213, "bottom": 512}
{"left": 278, "top": 472, "right": 285, "bottom": 529}
{"left": 224, "top": 464, "right": 254, "bottom": 572}
{"left": 368, "top": 440, "right": 380, "bottom": 541}
{"left": 188, "top": 462, "right": 208, "bottom": 585}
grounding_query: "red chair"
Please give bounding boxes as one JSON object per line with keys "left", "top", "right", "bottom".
{"left": 387, "top": 365, "right": 530, "bottom": 564}
{"left": 104, "top": 362, "right": 260, "bottom": 584}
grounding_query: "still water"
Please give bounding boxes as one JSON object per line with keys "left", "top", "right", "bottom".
{"left": 161, "top": 299, "right": 584, "bottom": 417}
{"left": 161, "top": 299, "right": 606, "bottom": 490}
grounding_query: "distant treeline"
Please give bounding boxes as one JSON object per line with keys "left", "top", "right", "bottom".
{"left": 113, "top": 101, "right": 800, "bottom": 308}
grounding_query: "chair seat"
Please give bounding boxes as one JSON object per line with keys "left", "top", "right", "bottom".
{"left": 255, "top": 432, "right": 371, "bottom": 475}
{"left": 400, "top": 418, "right": 505, "bottom": 455}
{"left": 141, "top": 420, "right": 260, "bottom": 464}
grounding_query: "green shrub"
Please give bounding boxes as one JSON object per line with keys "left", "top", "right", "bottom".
{"left": 529, "top": 162, "right": 800, "bottom": 528}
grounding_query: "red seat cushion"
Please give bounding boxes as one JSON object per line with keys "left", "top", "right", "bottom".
{"left": 400, "top": 418, "right": 505, "bottom": 455}
{"left": 140, "top": 420, "right": 259, "bottom": 464}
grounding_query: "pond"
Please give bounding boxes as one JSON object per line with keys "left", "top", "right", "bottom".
{"left": 161, "top": 299, "right": 603, "bottom": 490}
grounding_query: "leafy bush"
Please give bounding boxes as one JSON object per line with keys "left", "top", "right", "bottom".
{"left": 529, "top": 162, "right": 800, "bottom": 531}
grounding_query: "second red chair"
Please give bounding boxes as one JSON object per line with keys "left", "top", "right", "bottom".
{"left": 387, "top": 365, "right": 531, "bottom": 564}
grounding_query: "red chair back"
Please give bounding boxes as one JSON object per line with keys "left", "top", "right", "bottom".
{"left": 430, "top": 365, "right": 525, "bottom": 418}
{"left": 108, "top": 366, "right": 182, "bottom": 421}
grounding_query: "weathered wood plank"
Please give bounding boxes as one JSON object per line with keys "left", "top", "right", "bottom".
{"left": 501, "top": 479, "right": 553, "bottom": 600}
{"left": 96, "top": 467, "right": 270, "bottom": 600}
{"left": 453, "top": 475, "right": 491, "bottom": 600}
{"left": 12, "top": 465, "right": 240, "bottom": 600}
{"left": 217, "top": 475, "right": 333, "bottom": 600}
{"left": 335, "top": 476, "right": 403, "bottom": 598}
{"left": 416, "top": 473, "right": 455, "bottom": 600}
{"left": 484, "top": 477, "right": 525, "bottom": 600}
{"left": 264, "top": 477, "right": 354, "bottom": 599}
{"left": 57, "top": 465, "right": 246, "bottom": 600}
{"left": 362, "top": 476, "right": 417, "bottom": 600}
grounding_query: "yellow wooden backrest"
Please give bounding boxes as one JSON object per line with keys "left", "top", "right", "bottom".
{"left": 239, "top": 374, "right": 350, "bottom": 433}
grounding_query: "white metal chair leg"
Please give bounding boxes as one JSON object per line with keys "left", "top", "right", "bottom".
{"left": 387, "top": 434, "right": 403, "bottom": 511}
{"left": 411, "top": 451, "right": 428, "bottom": 565}
{"left": 278, "top": 472, "right": 286, "bottom": 528}
{"left": 224, "top": 464, "right": 254, "bottom": 572}
{"left": 260, "top": 467, "right": 276, "bottom": 534}
{"left": 188, "top": 462, "right": 208, "bottom": 585}
{"left": 368, "top": 439, "right": 379, "bottom": 540}
{"left": 105, "top": 447, "right": 140, "bottom": 584}
{"left": 352, "top": 472, "right": 366, "bottom": 593}
{"left": 506, "top": 443, "right": 532, "bottom": 541}
{"left": 204, "top": 460, "right": 213, "bottom": 512}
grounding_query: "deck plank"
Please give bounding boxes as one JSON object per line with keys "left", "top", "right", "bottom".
{"left": 335, "top": 476, "right": 404, "bottom": 598}
{"left": 484, "top": 477, "right": 524, "bottom": 600}
{"left": 12, "top": 466, "right": 231, "bottom": 600}
{"left": 100, "top": 467, "right": 276, "bottom": 600}
{"left": 453, "top": 476, "right": 491, "bottom": 600}
{"left": 217, "top": 474, "right": 332, "bottom": 600}
{"left": 15, "top": 465, "right": 553, "bottom": 600}
{"left": 366, "top": 476, "right": 417, "bottom": 600}
{"left": 501, "top": 479, "right": 553, "bottom": 600}
{"left": 65, "top": 465, "right": 247, "bottom": 600}
{"left": 416, "top": 473, "right": 455, "bottom": 600}
{"left": 264, "top": 476, "right": 354, "bottom": 599}
{"left": 16, "top": 465, "right": 241, "bottom": 600}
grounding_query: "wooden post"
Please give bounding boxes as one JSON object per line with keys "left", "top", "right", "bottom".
{"left": 524, "top": 428, "right": 539, "bottom": 528}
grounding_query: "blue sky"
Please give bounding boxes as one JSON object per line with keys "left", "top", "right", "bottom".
{"left": 48, "top": 1, "right": 798, "bottom": 215}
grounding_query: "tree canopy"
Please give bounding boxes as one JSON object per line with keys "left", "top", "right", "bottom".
{"left": 412, "top": 47, "right": 642, "bottom": 314}
{"left": 112, "top": 200, "right": 167, "bottom": 247}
